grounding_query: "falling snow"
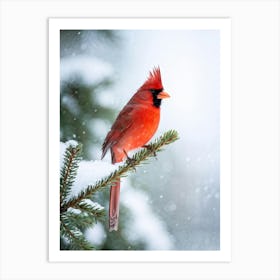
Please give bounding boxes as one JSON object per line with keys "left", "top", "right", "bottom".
{"left": 59, "top": 29, "right": 221, "bottom": 250}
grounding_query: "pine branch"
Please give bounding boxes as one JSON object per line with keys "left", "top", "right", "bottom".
{"left": 77, "top": 200, "right": 105, "bottom": 221}
{"left": 61, "top": 213, "right": 94, "bottom": 250}
{"left": 61, "top": 130, "right": 179, "bottom": 213}
{"left": 60, "top": 143, "right": 82, "bottom": 205}
{"left": 60, "top": 143, "right": 102, "bottom": 250}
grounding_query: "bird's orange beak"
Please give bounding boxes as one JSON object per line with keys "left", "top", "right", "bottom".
{"left": 157, "top": 91, "right": 170, "bottom": 99}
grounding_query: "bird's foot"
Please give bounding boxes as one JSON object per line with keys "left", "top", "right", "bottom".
{"left": 123, "top": 149, "right": 137, "bottom": 170}
{"left": 143, "top": 144, "right": 157, "bottom": 158}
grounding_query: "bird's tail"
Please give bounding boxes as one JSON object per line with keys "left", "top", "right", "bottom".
{"left": 108, "top": 148, "right": 123, "bottom": 231}
{"left": 109, "top": 179, "right": 120, "bottom": 231}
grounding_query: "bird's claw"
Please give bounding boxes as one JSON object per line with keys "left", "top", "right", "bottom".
{"left": 123, "top": 150, "right": 137, "bottom": 170}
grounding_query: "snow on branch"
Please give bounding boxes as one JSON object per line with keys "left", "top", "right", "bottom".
{"left": 61, "top": 130, "right": 179, "bottom": 213}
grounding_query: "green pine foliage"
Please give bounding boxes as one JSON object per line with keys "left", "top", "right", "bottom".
{"left": 60, "top": 144, "right": 82, "bottom": 205}
{"left": 60, "top": 143, "right": 106, "bottom": 250}
{"left": 60, "top": 212, "right": 94, "bottom": 250}
{"left": 60, "top": 130, "right": 179, "bottom": 250}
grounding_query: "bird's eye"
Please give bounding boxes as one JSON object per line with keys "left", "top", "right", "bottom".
{"left": 150, "top": 88, "right": 164, "bottom": 95}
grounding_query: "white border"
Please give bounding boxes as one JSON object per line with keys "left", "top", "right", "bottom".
{"left": 49, "top": 18, "right": 231, "bottom": 262}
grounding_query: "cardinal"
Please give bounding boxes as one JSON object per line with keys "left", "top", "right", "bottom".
{"left": 101, "top": 67, "right": 170, "bottom": 231}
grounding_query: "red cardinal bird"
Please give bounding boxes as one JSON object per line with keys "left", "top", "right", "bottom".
{"left": 101, "top": 67, "right": 170, "bottom": 231}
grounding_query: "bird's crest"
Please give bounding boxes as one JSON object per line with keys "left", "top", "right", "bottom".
{"left": 140, "top": 67, "right": 163, "bottom": 90}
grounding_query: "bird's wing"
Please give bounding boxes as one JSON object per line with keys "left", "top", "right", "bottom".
{"left": 101, "top": 105, "right": 135, "bottom": 159}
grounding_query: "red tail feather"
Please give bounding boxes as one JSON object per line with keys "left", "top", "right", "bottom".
{"left": 108, "top": 148, "right": 124, "bottom": 231}
{"left": 109, "top": 179, "right": 120, "bottom": 231}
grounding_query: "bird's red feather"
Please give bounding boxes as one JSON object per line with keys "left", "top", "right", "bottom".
{"left": 101, "top": 67, "right": 168, "bottom": 231}
{"left": 139, "top": 67, "right": 163, "bottom": 91}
